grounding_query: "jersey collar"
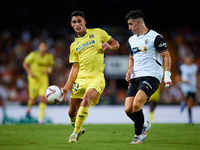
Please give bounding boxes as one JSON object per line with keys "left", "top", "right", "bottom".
{"left": 137, "top": 29, "right": 150, "bottom": 37}
{"left": 75, "top": 29, "right": 87, "bottom": 38}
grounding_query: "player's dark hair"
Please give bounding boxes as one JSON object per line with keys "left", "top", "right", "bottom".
{"left": 185, "top": 53, "right": 194, "bottom": 59}
{"left": 125, "top": 10, "right": 145, "bottom": 21}
{"left": 70, "top": 11, "right": 85, "bottom": 20}
{"left": 39, "top": 40, "right": 47, "bottom": 45}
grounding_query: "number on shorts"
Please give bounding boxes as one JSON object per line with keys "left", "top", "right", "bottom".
{"left": 73, "top": 82, "right": 79, "bottom": 91}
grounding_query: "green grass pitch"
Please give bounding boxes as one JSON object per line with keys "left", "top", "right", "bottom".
{"left": 0, "top": 124, "right": 200, "bottom": 150}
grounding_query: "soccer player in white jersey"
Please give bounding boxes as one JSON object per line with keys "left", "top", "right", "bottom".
{"left": 124, "top": 10, "right": 173, "bottom": 144}
{"left": 178, "top": 54, "right": 198, "bottom": 123}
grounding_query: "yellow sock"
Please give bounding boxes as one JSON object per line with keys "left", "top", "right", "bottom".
{"left": 38, "top": 103, "right": 47, "bottom": 121}
{"left": 74, "top": 106, "right": 89, "bottom": 134}
{"left": 70, "top": 116, "right": 76, "bottom": 127}
{"left": 149, "top": 112, "right": 154, "bottom": 122}
{"left": 27, "top": 99, "right": 32, "bottom": 109}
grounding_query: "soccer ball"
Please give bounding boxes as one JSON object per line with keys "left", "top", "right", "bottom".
{"left": 45, "top": 85, "right": 64, "bottom": 104}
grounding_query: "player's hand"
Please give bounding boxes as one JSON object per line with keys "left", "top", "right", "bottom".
{"left": 62, "top": 88, "right": 68, "bottom": 101}
{"left": 125, "top": 70, "right": 132, "bottom": 82}
{"left": 102, "top": 42, "right": 111, "bottom": 51}
{"left": 45, "top": 67, "right": 52, "bottom": 74}
{"left": 164, "top": 81, "right": 173, "bottom": 88}
{"left": 29, "top": 72, "right": 35, "bottom": 78}
{"left": 164, "top": 71, "right": 173, "bottom": 88}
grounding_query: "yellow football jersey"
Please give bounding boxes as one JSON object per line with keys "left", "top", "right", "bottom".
{"left": 24, "top": 50, "right": 54, "bottom": 78}
{"left": 69, "top": 28, "right": 112, "bottom": 78}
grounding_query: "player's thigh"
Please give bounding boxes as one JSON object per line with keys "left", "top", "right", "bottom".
{"left": 83, "top": 88, "right": 98, "bottom": 101}
{"left": 134, "top": 90, "right": 148, "bottom": 110}
{"left": 86, "top": 76, "right": 105, "bottom": 105}
{"left": 139, "top": 77, "right": 160, "bottom": 100}
{"left": 70, "top": 78, "right": 86, "bottom": 100}
{"left": 28, "top": 77, "right": 40, "bottom": 99}
{"left": 38, "top": 76, "right": 49, "bottom": 96}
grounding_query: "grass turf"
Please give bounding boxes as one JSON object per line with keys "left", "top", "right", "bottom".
{"left": 0, "top": 124, "right": 200, "bottom": 150}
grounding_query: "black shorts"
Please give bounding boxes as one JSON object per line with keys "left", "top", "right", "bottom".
{"left": 126, "top": 76, "right": 160, "bottom": 100}
{"left": 185, "top": 92, "right": 196, "bottom": 101}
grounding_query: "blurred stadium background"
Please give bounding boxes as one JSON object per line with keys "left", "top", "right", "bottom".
{"left": 0, "top": 0, "right": 200, "bottom": 124}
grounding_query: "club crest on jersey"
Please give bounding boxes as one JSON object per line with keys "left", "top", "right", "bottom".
{"left": 89, "top": 34, "right": 94, "bottom": 39}
{"left": 145, "top": 39, "right": 149, "bottom": 45}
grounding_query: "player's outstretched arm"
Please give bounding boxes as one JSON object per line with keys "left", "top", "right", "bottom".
{"left": 62, "top": 63, "right": 79, "bottom": 99}
{"left": 102, "top": 38, "right": 119, "bottom": 51}
{"left": 160, "top": 51, "right": 173, "bottom": 88}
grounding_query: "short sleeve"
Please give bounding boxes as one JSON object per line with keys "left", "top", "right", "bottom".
{"left": 154, "top": 35, "right": 167, "bottom": 53}
{"left": 99, "top": 28, "right": 112, "bottom": 43}
{"left": 128, "top": 43, "right": 133, "bottom": 56}
{"left": 24, "top": 51, "right": 35, "bottom": 64}
{"left": 49, "top": 54, "right": 55, "bottom": 66}
{"left": 69, "top": 46, "right": 79, "bottom": 63}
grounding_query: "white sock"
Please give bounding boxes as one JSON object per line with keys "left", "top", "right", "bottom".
{"left": 72, "top": 132, "right": 78, "bottom": 136}
{"left": 135, "top": 134, "right": 142, "bottom": 138}
{"left": 143, "top": 120, "right": 148, "bottom": 127}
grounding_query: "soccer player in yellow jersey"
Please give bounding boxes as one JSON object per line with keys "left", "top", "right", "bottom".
{"left": 23, "top": 41, "right": 54, "bottom": 124}
{"left": 62, "top": 11, "right": 120, "bottom": 143}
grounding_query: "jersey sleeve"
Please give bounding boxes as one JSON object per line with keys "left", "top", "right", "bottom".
{"left": 99, "top": 28, "right": 112, "bottom": 42}
{"left": 154, "top": 35, "right": 168, "bottom": 53}
{"left": 128, "top": 43, "right": 133, "bottom": 56}
{"left": 69, "top": 45, "right": 79, "bottom": 63}
{"left": 178, "top": 65, "right": 182, "bottom": 75}
{"left": 49, "top": 54, "right": 55, "bottom": 66}
{"left": 24, "top": 51, "right": 35, "bottom": 64}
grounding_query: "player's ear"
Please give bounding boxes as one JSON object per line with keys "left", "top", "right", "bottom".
{"left": 137, "top": 20, "right": 140, "bottom": 25}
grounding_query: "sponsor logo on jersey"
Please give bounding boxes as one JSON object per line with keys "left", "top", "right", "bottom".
{"left": 132, "top": 46, "right": 147, "bottom": 54}
{"left": 132, "top": 47, "right": 139, "bottom": 54}
{"left": 158, "top": 42, "right": 167, "bottom": 47}
{"left": 76, "top": 40, "right": 95, "bottom": 53}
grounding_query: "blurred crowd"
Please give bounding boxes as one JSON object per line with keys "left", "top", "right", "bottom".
{"left": 0, "top": 26, "right": 200, "bottom": 106}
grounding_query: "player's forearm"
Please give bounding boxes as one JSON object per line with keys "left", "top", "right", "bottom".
{"left": 63, "top": 63, "right": 79, "bottom": 90}
{"left": 22, "top": 62, "right": 31, "bottom": 74}
{"left": 128, "top": 55, "right": 134, "bottom": 71}
{"left": 108, "top": 38, "right": 120, "bottom": 50}
{"left": 163, "top": 52, "right": 171, "bottom": 72}
{"left": 109, "top": 41, "right": 120, "bottom": 50}
{"left": 160, "top": 51, "right": 171, "bottom": 71}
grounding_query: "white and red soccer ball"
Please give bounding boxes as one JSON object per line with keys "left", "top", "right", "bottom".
{"left": 45, "top": 85, "right": 64, "bottom": 104}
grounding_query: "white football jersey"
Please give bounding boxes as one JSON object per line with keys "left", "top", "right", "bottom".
{"left": 128, "top": 30, "right": 167, "bottom": 83}
{"left": 179, "top": 63, "right": 198, "bottom": 93}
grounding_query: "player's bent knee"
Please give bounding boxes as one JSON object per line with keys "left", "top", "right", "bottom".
{"left": 68, "top": 110, "right": 77, "bottom": 117}
{"left": 81, "top": 99, "right": 90, "bottom": 107}
{"left": 124, "top": 106, "right": 133, "bottom": 114}
{"left": 132, "top": 103, "right": 142, "bottom": 112}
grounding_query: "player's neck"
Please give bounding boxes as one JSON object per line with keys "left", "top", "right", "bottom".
{"left": 138, "top": 26, "right": 149, "bottom": 36}
{"left": 39, "top": 51, "right": 45, "bottom": 56}
{"left": 77, "top": 28, "right": 87, "bottom": 37}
